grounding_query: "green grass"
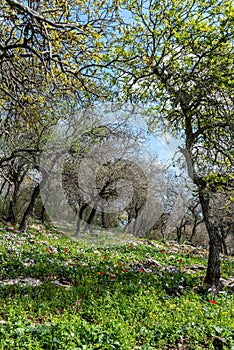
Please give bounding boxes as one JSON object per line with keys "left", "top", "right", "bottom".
{"left": 0, "top": 224, "right": 233, "bottom": 349}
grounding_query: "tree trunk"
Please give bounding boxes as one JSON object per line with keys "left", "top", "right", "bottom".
{"left": 220, "top": 226, "right": 229, "bottom": 256}
{"left": 176, "top": 226, "right": 182, "bottom": 243}
{"left": 176, "top": 219, "right": 184, "bottom": 243}
{"left": 6, "top": 178, "right": 20, "bottom": 224}
{"left": 84, "top": 205, "right": 97, "bottom": 232}
{"left": 19, "top": 183, "right": 40, "bottom": 231}
{"left": 133, "top": 206, "right": 140, "bottom": 235}
{"left": 160, "top": 226, "right": 165, "bottom": 239}
{"left": 189, "top": 216, "right": 198, "bottom": 243}
{"left": 199, "top": 189, "right": 222, "bottom": 287}
{"left": 101, "top": 211, "right": 107, "bottom": 228}
{"left": 76, "top": 203, "right": 88, "bottom": 235}
{"left": 123, "top": 214, "right": 134, "bottom": 234}
{"left": 204, "top": 222, "right": 222, "bottom": 287}
{"left": 7, "top": 200, "right": 16, "bottom": 224}
{"left": 40, "top": 205, "right": 46, "bottom": 222}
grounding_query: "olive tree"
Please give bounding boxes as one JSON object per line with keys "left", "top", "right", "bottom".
{"left": 107, "top": 0, "right": 234, "bottom": 286}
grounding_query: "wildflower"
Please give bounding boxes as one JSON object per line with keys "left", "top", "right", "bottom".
{"left": 122, "top": 269, "right": 128, "bottom": 273}
{"left": 110, "top": 274, "right": 116, "bottom": 279}
{"left": 161, "top": 249, "right": 165, "bottom": 253}
{"left": 64, "top": 248, "right": 68, "bottom": 253}
{"left": 209, "top": 299, "right": 218, "bottom": 305}
{"left": 103, "top": 255, "right": 107, "bottom": 260}
{"left": 98, "top": 271, "right": 104, "bottom": 275}
{"left": 168, "top": 251, "right": 172, "bottom": 255}
{"left": 178, "top": 259, "right": 182, "bottom": 263}
{"left": 118, "top": 261, "right": 122, "bottom": 266}
{"left": 137, "top": 269, "right": 143, "bottom": 273}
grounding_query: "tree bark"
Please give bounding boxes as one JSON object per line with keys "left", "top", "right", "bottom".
{"left": 199, "top": 189, "right": 222, "bottom": 287}
{"left": 7, "top": 200, "right": 16, "bottom": 224}
{"left": 101, "top": 211, "right": 107, "bottom": 229}
{"left": 181, "top": 144, "right": 223, "bottom": 287}
{"left": 7, "top": 180, "right": 20, "bottom": 223}
{"left": 40, "top": 205, "right": 46, "bottom": 222}
{"left": 220, "top": 226, "right": 229, "bottom": 256}
{"left": 189, "top": 216, "right": 198, "bottom": 243}
{"left": 76, "top": 203, "right": 88, "bottom": 235}
{"left": 176, "top": 222, "right": 183, "bottom": 243}
{"left": 204, "top": 222, "right": 222, "bottom": 287}
{"left": 19, "top": 183, "right": 40, "bottom": 231}
{"left": 133, "top": 206, "right": 141, "bottom": 235}
{"left": 6, "top": 173, "right": 23, "bottom": 223}
{"left": 84, "top": 205, "right": 97, "bottom": 232}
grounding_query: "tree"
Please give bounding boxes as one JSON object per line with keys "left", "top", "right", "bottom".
{"left": 0, "top": 127, "right": 41, "bottom": 223}
{"left": 209, "top": 192, "right": 234, "bottom": 255}
{"left": 0, "top": 0, "right": 122, "bottom": 229}
{"left": 164, "top": 175, "right": 203, "bottom": 243}
{"left": 61, "top": 114, "right": 158, "bottom": 235}
{"left": 188, "top": 200, "right": 203, "bottom": 244}
{"left": 108, "top": 0, "right": 234, "bottom": 286}
{"left": 0, "top": 0, "right": 120, "bottom": 114}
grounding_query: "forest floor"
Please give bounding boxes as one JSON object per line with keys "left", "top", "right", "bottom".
{"left": 0, "top": 223, "right": 233, "bottom": 349}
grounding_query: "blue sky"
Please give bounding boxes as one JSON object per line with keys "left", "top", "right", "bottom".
{"left": 148, "top": 133, "right": 182, "bottom": 164}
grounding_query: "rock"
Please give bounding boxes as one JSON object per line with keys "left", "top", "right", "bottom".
{"left": 220, "top": 277, "right": 234, "bottom": 293}
{"left": 142, "top": 259, "right": 163, "bottom": 270}
{"left": 164, "top": 265, "right": 180, "bottom": 274}
{"left": 189, "top": 264, "right": 206, "bottom": 271}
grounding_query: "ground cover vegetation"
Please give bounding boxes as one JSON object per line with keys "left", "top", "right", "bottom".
{"left": 0, "top": 224, "right": 233, "bottom": 349}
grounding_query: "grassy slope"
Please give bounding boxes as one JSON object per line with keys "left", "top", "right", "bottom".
{"left": 0, "top": 224, "right": 233, "bottom": 350}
